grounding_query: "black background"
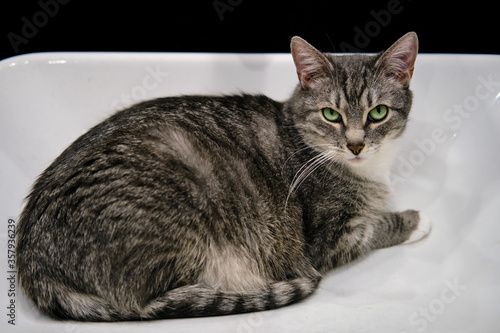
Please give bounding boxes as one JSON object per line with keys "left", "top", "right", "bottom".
{"left": 1, "top": 0, "right": 498, "bottom": 61}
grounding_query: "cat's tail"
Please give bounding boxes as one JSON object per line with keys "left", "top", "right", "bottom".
{"left": 38, "top": 276, "right": 321, "bottom": 321}
{"left": 144, "top": 276, "right": 321, "bottom": 320}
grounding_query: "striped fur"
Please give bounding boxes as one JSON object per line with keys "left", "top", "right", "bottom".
{"left": 16, "top": 33, "right": 429, "bottom": 321}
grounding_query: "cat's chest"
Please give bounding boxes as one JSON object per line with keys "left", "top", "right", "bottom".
{"left": 300, "top": 167, "right": 390, "bottom": 221}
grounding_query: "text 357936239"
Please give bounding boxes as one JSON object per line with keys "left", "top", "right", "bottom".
{"left": 7, "top": 219, "right": 16, "bottom": 325}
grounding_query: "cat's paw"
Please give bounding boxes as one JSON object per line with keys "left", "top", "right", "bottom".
{"left": 403, "top": 212, "right": 432, "bottom": 244}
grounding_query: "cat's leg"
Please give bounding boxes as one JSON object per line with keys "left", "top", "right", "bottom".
{"left": 402, "top": 212, "right": 432, "bottom": 244}
{"left": 323, "top": 210, "right": 431, "bottom": 269}
{"left": 371, "top": 210, "right": 432, "bottom": 249}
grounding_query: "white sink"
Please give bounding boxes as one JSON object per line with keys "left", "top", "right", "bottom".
{"left": 1, "top": 52, "right": 499, "bottom": 332}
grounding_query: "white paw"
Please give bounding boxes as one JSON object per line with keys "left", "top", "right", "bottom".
{"left": 403, "top": 212, "right": 432, "bottom": 244}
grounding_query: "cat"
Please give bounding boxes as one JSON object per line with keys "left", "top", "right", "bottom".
{"left": 16, "top": 32, "right": 430, "bottom": 321}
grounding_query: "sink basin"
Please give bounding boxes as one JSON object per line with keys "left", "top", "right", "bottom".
{"left": 1, "top": 52, "right": 499, "bottom": 332}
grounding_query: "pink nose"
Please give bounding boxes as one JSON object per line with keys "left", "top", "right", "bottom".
{"left": 347, "top": 144, "right": 365, "bottom": 155}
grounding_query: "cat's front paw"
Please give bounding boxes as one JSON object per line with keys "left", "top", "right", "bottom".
{"left": 403, "top": 212, "right": 432, "bottom": 244}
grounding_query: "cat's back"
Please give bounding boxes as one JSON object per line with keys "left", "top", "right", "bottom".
{"left": 24, "top": 94, "right": 285, "bottom": 189}
{"left": 64, "top": 94, "right": 284, "bottom": 156}
{"left": 16, "top": 93, "right": 288, "bottom": 280}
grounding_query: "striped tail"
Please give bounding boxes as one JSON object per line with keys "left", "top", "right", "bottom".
{"left": 144, "top": 276, "right": 322, "bottom": 319}
{"left": 37, "top": 276, "right": 321, "bottom": 321}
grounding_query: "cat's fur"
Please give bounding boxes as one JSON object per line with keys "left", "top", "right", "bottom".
{"left": 16, "top": 32, "right": 430, "bottom": 321}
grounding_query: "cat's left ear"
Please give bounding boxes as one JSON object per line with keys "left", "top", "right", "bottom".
{"left": 291, "top": 36, "right": 333, "bottom": 90}
{"left": 376, "top": 32, "right": 418, "bottom": 87}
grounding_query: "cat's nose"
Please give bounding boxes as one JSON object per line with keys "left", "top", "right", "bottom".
{"left": 347, "top": 144, "right": 365, "bottom": 155}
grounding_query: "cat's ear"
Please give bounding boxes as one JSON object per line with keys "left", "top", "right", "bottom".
{"left": 376, "top": 32, "right": 418, "bottom": 87}
{"left": 291, "top": 36, "right": 333, "bottom": 90}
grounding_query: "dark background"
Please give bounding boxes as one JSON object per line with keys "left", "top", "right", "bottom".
{"left": 1, "top": 0, "right": 498, "bottom": 61}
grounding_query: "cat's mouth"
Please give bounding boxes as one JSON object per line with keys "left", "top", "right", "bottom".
{"left": 344, "top": 149, "right": 374, "bottom": 166}
{"left": 342, "top": 143, "right": 381, "bottom": 166}
{"left": 328, "top": 146, "right": 375, "bottom": 166}
{"left": 346, "top": 155, "right": 368, "bottom": 164}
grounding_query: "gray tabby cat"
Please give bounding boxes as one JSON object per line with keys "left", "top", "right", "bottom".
{"left": 16, "top": 32, "right": 430, "bottom": 321}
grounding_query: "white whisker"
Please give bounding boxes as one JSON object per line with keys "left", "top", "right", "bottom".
{"left": 281, "top": 143, "right": 332, "bottom": 175}
{"left": 283, "top": 149, "right": 339, "bottom": 215}
{"left": 289, "top": 153, "right": 328, "bottom": 194}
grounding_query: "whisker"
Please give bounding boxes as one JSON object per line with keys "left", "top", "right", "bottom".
{"left": 283, "top": 149, "right": 338, "bottom": 215}
{"left": 289, "top": 152, "right": 329, "bottom": 194}
{"left": 280, "top": 143, "right": 333, "bottom": 175}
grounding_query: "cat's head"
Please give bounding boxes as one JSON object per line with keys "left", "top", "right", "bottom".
{"left": 287, "top": 32, "right": 418, "bottom": 178}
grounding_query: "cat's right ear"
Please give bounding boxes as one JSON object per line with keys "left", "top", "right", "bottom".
{"left": 375, "top": 32, "right": 418, "bottom": 87}
{"left": 291, "top": 37, "right": 333, "bottom": 90}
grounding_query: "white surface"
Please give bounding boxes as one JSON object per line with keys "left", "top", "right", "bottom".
{"left": 0, "top": 52, "right": 499, "bottom": 332}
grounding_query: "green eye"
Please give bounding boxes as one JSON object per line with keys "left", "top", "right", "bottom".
{"left": 368, "top": 105, "right": 388, "bottom": 122}
{"left": 322, "top": 108, "right": 342, "bottom": 122}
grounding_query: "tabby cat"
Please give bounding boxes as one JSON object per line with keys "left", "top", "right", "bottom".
{"left": 16, "top": 32, "right": 430, "bottom": 321}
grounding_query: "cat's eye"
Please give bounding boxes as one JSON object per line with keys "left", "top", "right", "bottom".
{"left": 368, "top": 105, "right": 389, "bottom": 122}
{"left": 322, "top": 108, "right": 342, "bottom": 123}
